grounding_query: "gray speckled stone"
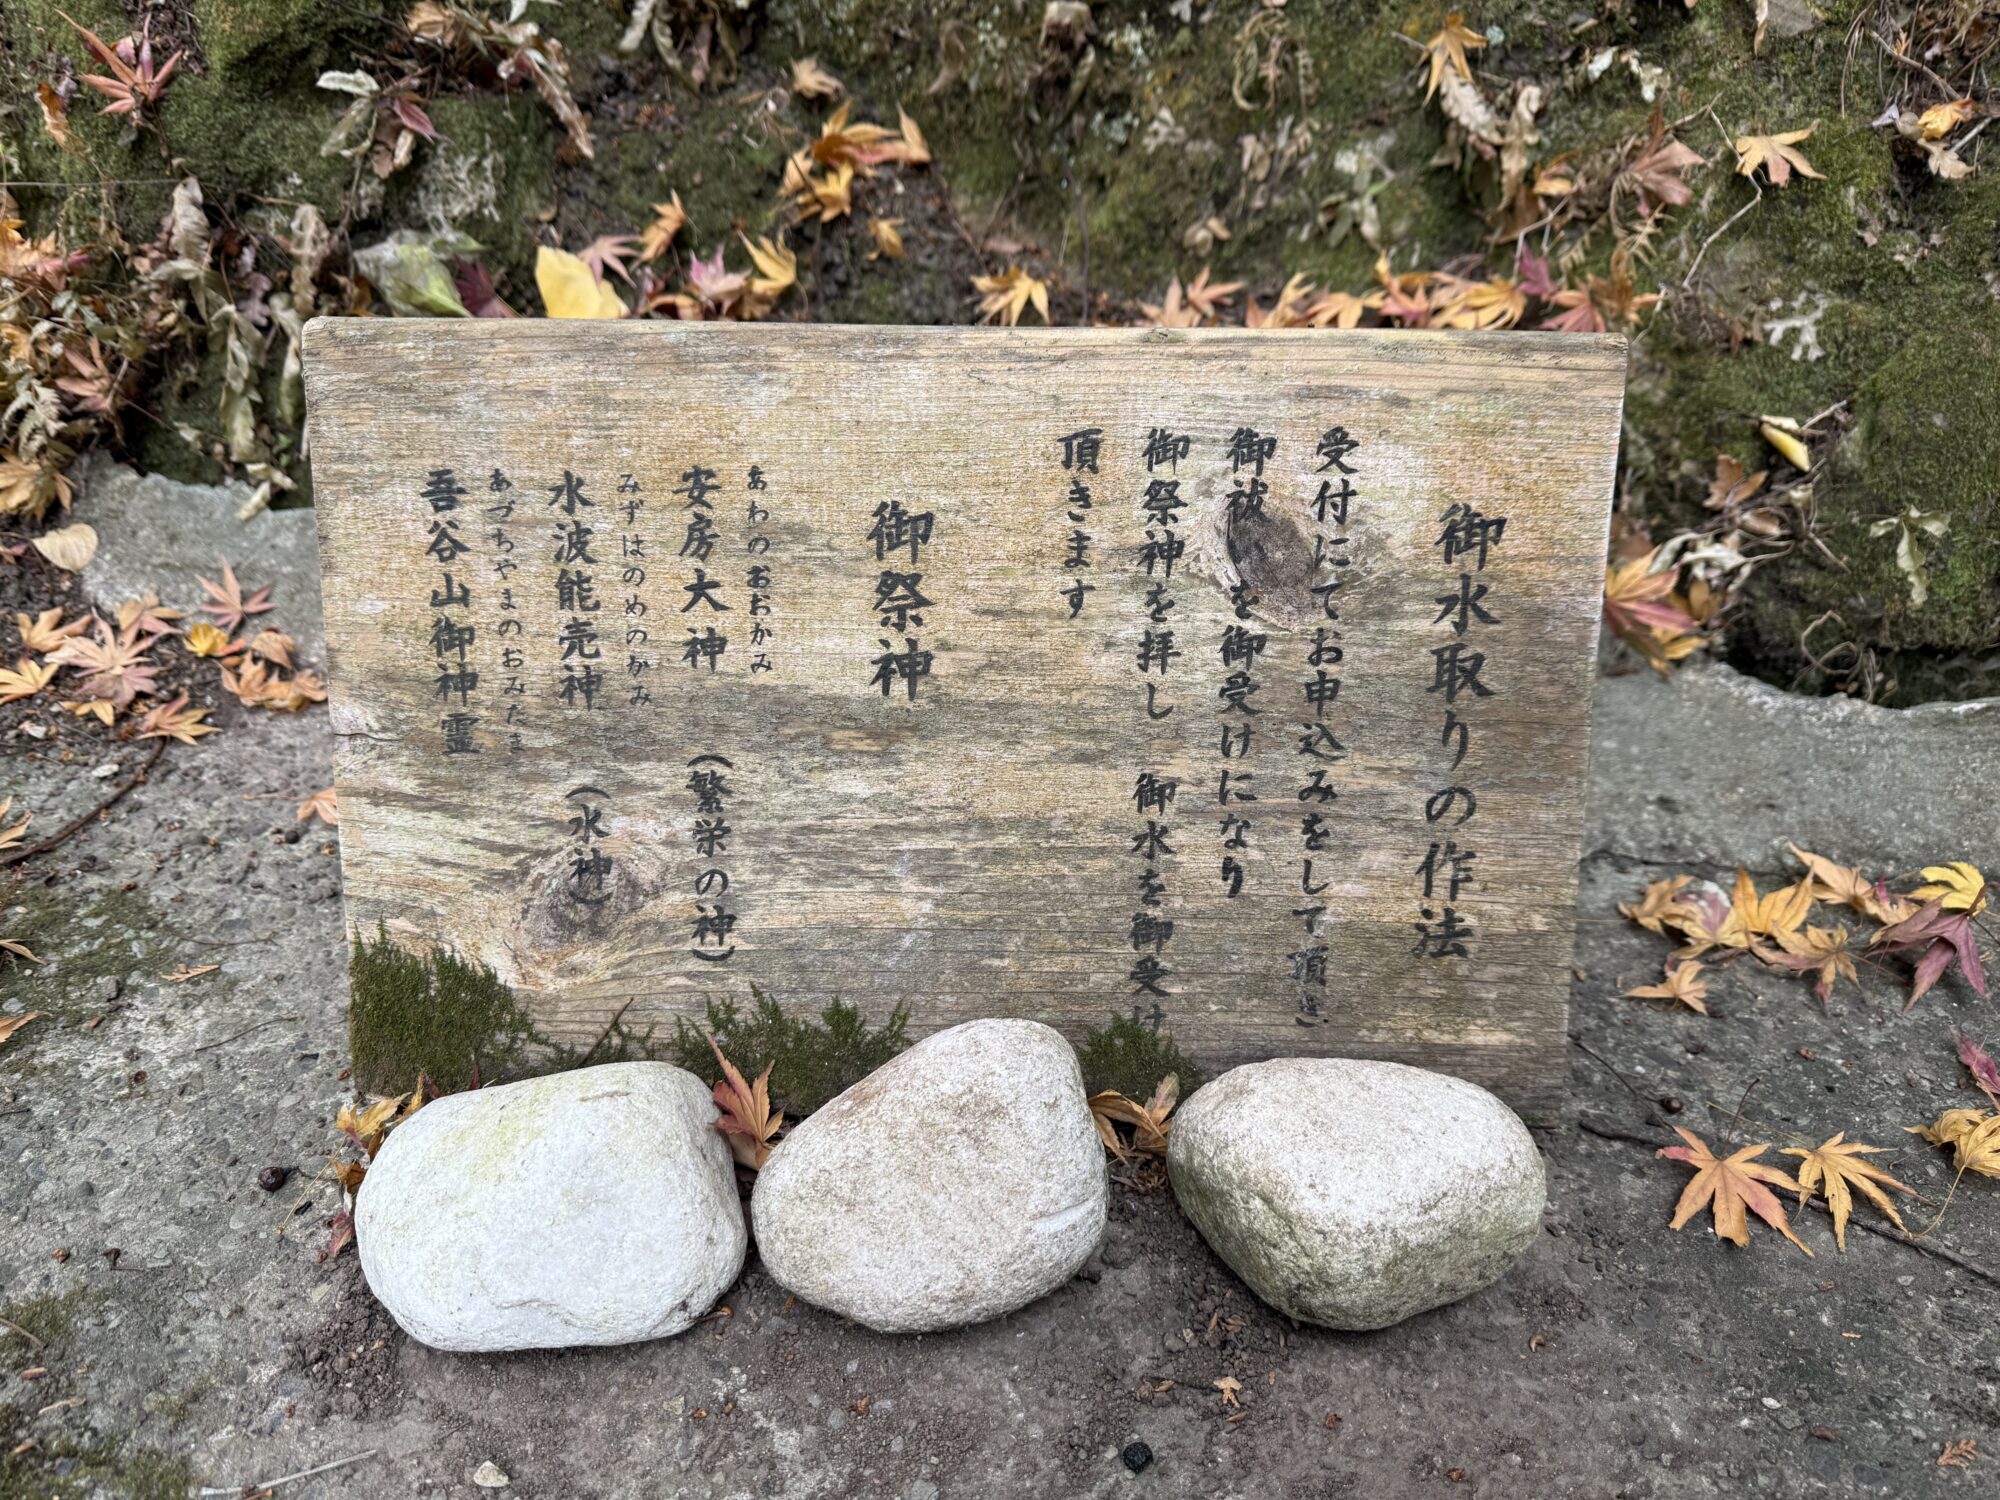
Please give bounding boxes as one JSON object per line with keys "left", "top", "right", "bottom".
{"left": 357, "top": 1062, "right": 744, "bottom": 1352}
{"left": 1168, "top": 1058, "right": 1544, "bottom": 1330}
{"left": 750, "top": 1019, "right": 1106, "bottom": 1333}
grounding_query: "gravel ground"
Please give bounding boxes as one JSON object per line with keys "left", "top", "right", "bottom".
{"left": 2, "top": 472, "right": 1997, "bottom": 1499}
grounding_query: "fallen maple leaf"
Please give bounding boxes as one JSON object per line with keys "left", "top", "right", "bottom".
{"left": 1764, "top": 924, "right": 1859, "bottom": 1003}
{"left": 0, "top": 797, "right": 30, "bottom": 853}
{"left": 789, "top": 56, "right": 843, "bottom": 100}
{"left": 1734, "top": 125, "right": 1824, "bottom": 186}
{"left": 247, "top": 628, "right": 296, "bottom": 669}
{"left": 1910, "top": 862, "right": 1986, "bottom": 916}
{"left": 1918, "top": 99, "right": 1978, "bottom": 140}
{"left": 1721, "top": 868, "right": 1812, "bottom": 949}
{"left": 741, "top": 234, "right": 798, "bottom": 301}
{"left": 1089, "top": 1073, "right": 1180, "bottom": 1160}
{"left": 1623, "top": 116, "right": 1707, "bottom": 210}
{"left": 299, "top": 786, "right": 340, "bottom": 826}
{"left": 60, "top": 12, "right": 183, "bottom": 120}
{"left": 1619, "top": 875, "right": 1696, "bottom": 936}
{"left": 1657, "top": 1127, "right": 1812, "bottom": 1254}
{"left": 1781, "top": 1134, "right": 1913, "bottom": 1250}
{"left": 1420, "top": 15, "right": 1486, "bottom": 102}
{"left": 1872, "top": 899, "right": 1987, "bottom": 1009}
{"left": 577, "top": 233, "right": 641, "bottom": 286}
{"left": 1909, "top": 1108, "right": 2000, "bottom": 1178}
{"left": 15, "top": 608, "right": 88, "bottom": 654}
{"left": 1603, "top": 549, "right": 1703, "bottom": 673}
{"left": 972, "top": 266, "right": 1049, "bottom": 326}
{"left": 1705, "top": 454, "right": 1768, "bottom": 511}
{"left": 1955, "top": 1033, "right": 2000, "bottom": 1105}
{"left": 709, "top": 1033, "right": 783, "bottom": 1169}
{"left": 136, "top": 694, "right": 216, "bottom": 745}
{"left": 0, "top": 1011, "right": 48, "bottom": 1048}
{"left": 866, "top": 216, "right": 905, "bottom": 260}
{"left": 50, "top": 620, "right": 157, "bottom": 707}
{"left": 0, "top": 656, "right": 57, "bottom": 704}
{"left": 1626, "top": 960, "right": 1710, "bottom": 1015}
{"left": 197, "top": 562, "right": 275, "bottom": 633}
{"left": 1787, "top": 844, "right": 1911, "bottom": 924}
{"left": 638, "top": 193, "right": 688, "bottom": 262}
{"left": 183, "top": 622, "right": 234, "bottom": 658}
{"left": 897, "top": 107, "right": 931, "bottom": 167}
{"left": 116, "top": 591, "right": 183, "bottom": 639}
{"left": 1937, "top": 1438, "right": 1979, "bottom": 1469}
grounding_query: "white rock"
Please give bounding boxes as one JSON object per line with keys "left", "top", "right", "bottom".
{"left": 750, "top": 1019, "right": 1105, "bottom": 1332}
{"left": 1168, "top": 1058, "right": 1544, "bottom": 1330}
{"left": 357, "top": 1062, "right": 745, "bottom": 1351}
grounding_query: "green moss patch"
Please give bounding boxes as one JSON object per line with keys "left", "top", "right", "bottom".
{"left": 1077, "top": 1014, "right": 1202, "bottom": 1102}
{"left": 348, "top": 924, "right": 544, "bottom": 1096}
{"left": 667, "top": 991, "right": 910, "bottom": 1116}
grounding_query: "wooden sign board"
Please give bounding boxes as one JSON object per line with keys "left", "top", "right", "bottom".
{"left": 304, "top": 321, "right": 1624, "bottom": 1121}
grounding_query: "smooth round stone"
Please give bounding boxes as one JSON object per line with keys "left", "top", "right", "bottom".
{"left": 357, "top": 1062, "right": 745, "bottom": 1352}
{"left": 750, "top": 1018, "right": 1106, "bottom": 1333}
{"left": 1168, "top": 1057, "right": 1545, "bottom": 1330}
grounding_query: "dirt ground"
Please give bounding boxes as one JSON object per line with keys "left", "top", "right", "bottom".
{"left": 3, "top": 479, "right": 1999, "bottom": 1497}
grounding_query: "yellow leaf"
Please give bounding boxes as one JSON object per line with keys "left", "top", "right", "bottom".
{"left": 1625, "top": 960, "right": 1710, "bottom": 1015}
{"left": 740, "top": 234, "right": 798, "bottom": 299}
{"left": 184, "top": 622, "right": 232, "bottom": 658}
{"left": 1619, "top": 874, "right": 1696, "bottom": 936}
{"left": 15, "top": 608, "right": 88, "bottom": 654}
{"left": 867, "top": 216, "right": 905, "bottom": 260}
{"left": 31, "top": 522, "right": 97, "bottom": 572}
{"left": 1918, "top": 98, "right": 1977, "bottom": 140}
{"left": 1420, "top": 15, "right": 1486, "bottom": 103}
{"left": 1758, "top": 417, "right": 1811, "bottom": 470}
{"left": 789, "top": 57, "right": 843, "bottom": 100}
{"left": 0, "top": 656, "right": 57, "bottom": 704}
{"left": 897, "top": 106, "right": 931, "bottom": 166}
{"left": 1911, "top": 861, "right": 1986, "bottom": 915}
{"left": 1733, "top": 125, "right": 1824, "bottom": 187}
{"left": 0, "top": 1011, "right": 48, "bottom": 1049}
{"left": 971, "top": 266, "right": 1050, "bottom": 326}
{"left": 1910, "top": 1108, "right": 2000, "bottom": 1178}
{"left": 1657, "top": 1128, "right": 1812, "bottom": 1254}
{"left": 638, "top": 193, "right": 688, "bottom": 261}
{"left": 1780, "top": 1134, "right": 1913, "bottom": 1250}
{"left": 535, "top": 245, "right": 626, "bottom": 319}
{"left": 298, "top": 786, "right": 340, "bottom": 826}
{"left": 1786, "top": 843, "right": 1912, "bottom": 923}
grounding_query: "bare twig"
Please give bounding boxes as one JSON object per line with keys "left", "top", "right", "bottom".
{"left": 1, "top": 1314, "right": 46, "bottom": 1350}
{"left": 185, "top": 1015, "right": 302, "bottom": 1056}
{"left": 0, "top": 739, "right": 165, "bottom": 868}
{"left": 197, "top": 1449, "right": 378, "bottom": 1497}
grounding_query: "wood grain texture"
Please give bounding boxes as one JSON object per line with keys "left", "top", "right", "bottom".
{"left": 303, "top": 320, "right": 1626, "bottom": 1121}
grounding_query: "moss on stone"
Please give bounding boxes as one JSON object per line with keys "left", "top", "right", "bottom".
{"left": 667, "top": 990, "right": 910, "bottom": 1115}
{"left": 347, "top": 924, "right": 545, "bottom": 1096}
{"left": 1077, "top": 1014, "right": 1203, "bottom": 1102}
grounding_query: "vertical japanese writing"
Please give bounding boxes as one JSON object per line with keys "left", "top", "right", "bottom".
{"left": 677, "top": 464, "right": 731, "bottom": 673}
{"left": 616, "top": 472, "right": 653, "bottom": 707}
{"left": 1129, "top": 424, "right": 1185, "bottom": 1025}
{"left": 549, "top": 469, "right": 603, "bottom": 711}
{"left": 1216, "top": 427, "right": 1275, "bottom": 904}
{"left": 564, "top": 784, "right": 612, "bottom": 905}
{"left": 745, "top": 464, "right": 777, "bottom": 674}
{"left": 485, "top": 469, "right": 526, "bottom": 751}
{"left": 423, "top": 467, "right": 479, "bottom": 755}
{"left": 1290, "top": 427, "right": 1359, "bottom": 1021}
{"left": 867, "top": 488, "right": 936, "bottom": 701}
{"left": 687, "top": 753, "right": 738, "bottom": 962}
{"left": 1057, "top": 429, "right": 1098, "bottom": 618}
{"left": 1414, "top": 497, "right": 1505, "bottom": 960}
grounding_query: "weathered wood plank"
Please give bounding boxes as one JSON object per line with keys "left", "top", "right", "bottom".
{"left": 303, "top": 321, "right": 1626, "bottom": 1121}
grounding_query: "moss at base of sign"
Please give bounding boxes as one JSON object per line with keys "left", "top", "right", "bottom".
{"left": 1077, "top": 1015, "right": 1204, "bottom": 1104}
{"left": 668, "top": 992, "right": 912, "bottom": 1117}
{"left": 348, "top": 924, "right": 545, "bottom": 1097}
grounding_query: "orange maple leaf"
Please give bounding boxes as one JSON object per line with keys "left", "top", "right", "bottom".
{"left": 1657, "top": 1127, "right": 1812, "bottom": 1254}
{"left": 708, "top": 1033, "right": 783, "bottom": 1170}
